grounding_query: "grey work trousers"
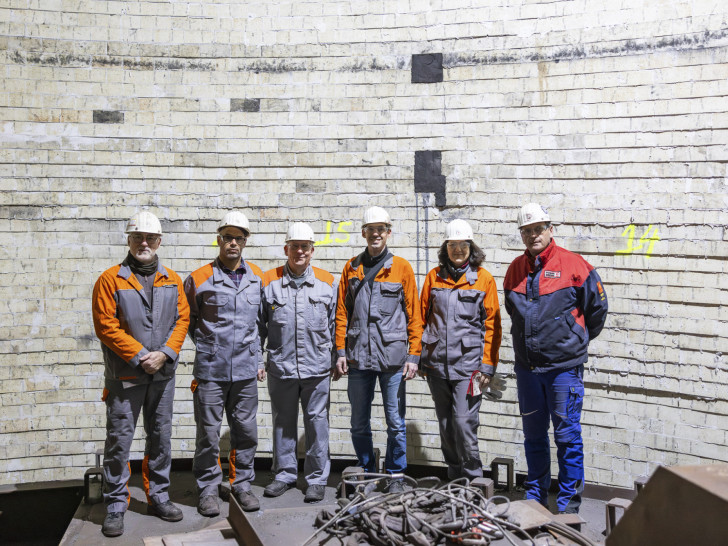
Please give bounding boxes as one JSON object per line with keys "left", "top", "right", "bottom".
{"left": 427, "top": 375, "right": 483, "bottom": 480}
{"left": 193, "top": 378, "right": 258, "bottom": 496}
{"left": 103, "top": 378, "right": 175, "bottom": 513}
{"left": 267, "top": 374, "right": 331, "bottom": 487}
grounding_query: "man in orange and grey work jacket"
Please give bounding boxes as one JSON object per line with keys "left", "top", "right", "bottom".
{"left": 184, "top": 211, "right": 265, "bottom": 517}
{"left": 92, "top": 211, "right": 190, "bottom": 538}
{"left": 333, "top": 206, "right": 423, "bottom": 493}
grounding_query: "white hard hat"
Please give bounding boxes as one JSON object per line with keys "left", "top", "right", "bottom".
{"left": 362, "top": 206, "right": 391, "bottom": 228}
{"left": 517, "top": 203, "right": 551, "bottom": 228}
{"left": 445, "top": 219, "right": 474, "bottom": 241}
{"left": 125, "top": 211, "right": 162, "bottom": 235}
{"left": 285, "top": 222, "right": 315, "bottom": 243}
{"left": 218, "top": 211, "right": 250, "bottom": 235}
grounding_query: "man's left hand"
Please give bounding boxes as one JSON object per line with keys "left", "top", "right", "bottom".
{"left": 140, "top": 351, "right": 167, "bottom": 374}
{"left": 402, "top": 361, "right": 418, "bottom": 381}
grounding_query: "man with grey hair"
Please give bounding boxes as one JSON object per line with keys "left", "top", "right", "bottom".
{"left": 92, "top": 211, "right": 190, "bottom": 537}
{"left": 260, "top": 223, "right": 337, "bottom": 503}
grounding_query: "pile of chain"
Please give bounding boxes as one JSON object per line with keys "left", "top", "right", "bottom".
{"left": 303, "top": 473, "right": 520, "bottom": 546}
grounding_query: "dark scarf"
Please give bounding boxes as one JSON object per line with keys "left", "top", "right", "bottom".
{"left": 445, "top": 259, "right": 470, "bottom": 282}
{"left": 362, "top": 247, "right": 390, "bottom": 287}
{"left": 362, "top": 247, "right": 388, "bottom": 270}
{"left": 126, "top": 252, "right": 159, "bottom": 277}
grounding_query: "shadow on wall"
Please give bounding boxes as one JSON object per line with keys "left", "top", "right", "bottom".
{"left": 406, "top": 419, "right": 433, "bottom": 466}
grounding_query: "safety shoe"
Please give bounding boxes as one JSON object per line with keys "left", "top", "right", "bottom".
{"left": 197, "top": 494, "right": 220, "bottom": 517}
{"left": 148, "top": 500, "right": 184, "bottom": 522}
{"left": 234, "top": 489, "right": 260, "bottom": 512}
{"left": 387, "top": 479, "right": 406, "bottom": 494}
{"left": 304, "top": 484, "right": 326, "bottom": 503}
{"left": 264, "top": 480, "right": 295, "bottom": 498}
{"left": 101, "top": 512, "right": 124, "bottom": 537}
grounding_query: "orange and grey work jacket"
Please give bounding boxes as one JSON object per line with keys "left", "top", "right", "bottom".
{"left": 335, "top": 252, "right": 423, "bottom": 371}
{"left": 420, "top": 265, "right": 502, "bottom": 379}
{"left": 184, "top": 259, "right": 264, "bottom": 382}
{"left": 260, "top": 265, "right": 338, "bottom": 379}
{"left": 92, "top": 259, "right": 190, "bottom": 383}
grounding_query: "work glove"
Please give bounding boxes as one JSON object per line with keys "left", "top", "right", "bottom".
{"left": 482, "top": 372, "right": 507, "bottom": 401}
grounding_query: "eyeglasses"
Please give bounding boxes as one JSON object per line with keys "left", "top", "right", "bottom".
{"left": 288, "top": 242, "right": 313, "bottom": 252}
{"left": 364, "top": 225, "right": 390, "bottom": 235}
{"left": 130, "top": 234, "right": 161, "bottom": 244}
{"left": 221, "top": 235, "right": 247, "bottom": 245}
{"left": 446, "top": 241, "right": 470, "bottom": 250}
{"left": 520, "top": 224, "right": 549, "bottom": 237}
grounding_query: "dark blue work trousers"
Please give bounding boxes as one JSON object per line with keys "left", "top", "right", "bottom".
{"left": 515, "top": 364, "right": 584, "bottom": 513}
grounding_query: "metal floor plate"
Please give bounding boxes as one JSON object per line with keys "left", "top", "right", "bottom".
{"left": 60, "top": 469, "right": 610, "bottom": 545}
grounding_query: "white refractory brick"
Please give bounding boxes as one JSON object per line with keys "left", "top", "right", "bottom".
{"left": 2, "top": 0, "right": 728, "bottom": 489}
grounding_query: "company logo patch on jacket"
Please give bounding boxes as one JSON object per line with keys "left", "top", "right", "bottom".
{"left": 544, "top": 270, "right": 561, "bottom": 278}
{"left": 597, "top": 281, "right": 606, "bottom": 301}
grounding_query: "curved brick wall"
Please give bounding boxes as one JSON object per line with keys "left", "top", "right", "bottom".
{"left": 1, "top": 0, "right": 726, "bottom": 487}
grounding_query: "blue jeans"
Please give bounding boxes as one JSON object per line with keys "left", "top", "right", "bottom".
{"left": 347, "top": 368, "right": 407, "bottom": 474}
{"left": 515, "top": 365, "right": 584, "bottom": 513}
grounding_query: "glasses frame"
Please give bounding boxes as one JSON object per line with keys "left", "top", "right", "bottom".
{"left": 519, "top": 224, "right": 550, "bottom": 237}
{"left": 221, "top": 235, "right": 247, "bottom": 245}
{"left": 364, "top": 224, "right": 391, "bottom": 235}
{"left": 287, "top": 242, "right": 313, "bottom": 252}
{"left": 446, "top": 241, "right": 470, "bottom": 250}
{"left": 129, "top": 234, "right": 161, "bottom": 244}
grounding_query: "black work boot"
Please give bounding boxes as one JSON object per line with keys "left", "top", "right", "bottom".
{"left": 148, "top": 500, "right": 184, "bottom": 522}
{"left": 197, "top": 494, "right": 220, "bottom": 517}
{"left": 234, "top": 489, "right": 260, "bottom": 512}
{"left": 264, "top": 480, "right": 295, "bottom": 497}
{"left": 304, "top": 484, "right": 326, "bottom": 503}
{"left": 102, "top": 512, "right": 124, "bottom": 537}
{"left": 387, "top": 479, "right": 406, "bottom": 494}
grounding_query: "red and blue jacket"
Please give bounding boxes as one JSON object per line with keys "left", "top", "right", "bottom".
{"left": 503, "top": 240, "right": 608, "bottom": 373}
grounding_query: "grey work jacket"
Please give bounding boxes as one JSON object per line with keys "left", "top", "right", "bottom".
{"left": 260, "top": 265, "right": 337, "bottom": 379}
{"left": 184, "top": 258, "right": 264, "bottom": 382}
{"left": 420, "top": 266, "right": 502, "bottom": 380}
{"left": 92, "top": 259, "right": 190, "bottom": 384}
{"left": 335, "top": 252, "right": 423, "bottom": 372}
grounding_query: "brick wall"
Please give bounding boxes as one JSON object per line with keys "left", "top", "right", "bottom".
{"left": 1, "top": 0, "right": 726, "bottom": 488}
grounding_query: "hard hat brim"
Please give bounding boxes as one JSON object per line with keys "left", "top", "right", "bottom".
{"left": 218, "top": 225, "right": 250, "bottom": 236}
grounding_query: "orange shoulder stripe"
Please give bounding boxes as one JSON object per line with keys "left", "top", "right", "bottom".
{"left": 189, "top": 263, "right": 214, "bottom": 289}
{"left": 313, "top": 266, "right": 334, "bottom": 286}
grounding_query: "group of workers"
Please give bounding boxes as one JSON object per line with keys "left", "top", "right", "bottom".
{"left": 92, "top": 203, "right": 608, "bottom": 537}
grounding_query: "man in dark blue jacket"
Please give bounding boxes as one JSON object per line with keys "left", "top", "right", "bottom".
{"left": 504, "top": 203, "right": 608, "bottom": 514}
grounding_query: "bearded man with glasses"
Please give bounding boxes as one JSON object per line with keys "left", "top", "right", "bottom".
{"left": 184, "top": 211, "right": 265, "bottom": 516}
{"left": 504, "top": 203, "right": 608, "bottom": 515}
{"left": 92, "top": 211, "right": 190, "bottom": 537}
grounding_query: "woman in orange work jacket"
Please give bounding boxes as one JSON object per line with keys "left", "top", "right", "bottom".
{"left": 419, "top": 219, "right": 502, "bottom": 480}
